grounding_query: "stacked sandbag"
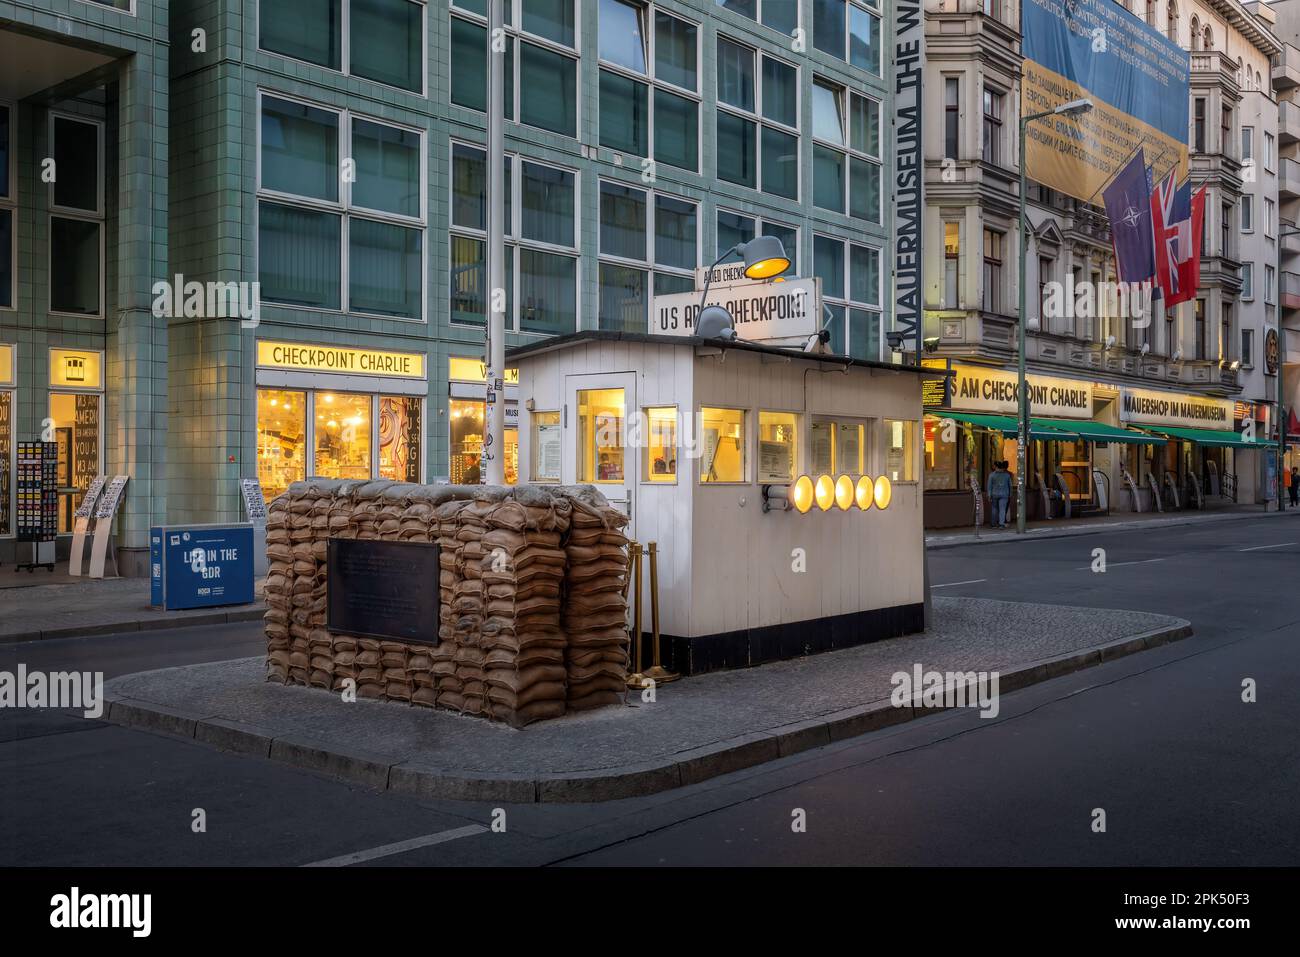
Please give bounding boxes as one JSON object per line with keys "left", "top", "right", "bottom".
{"left": 264, "top": 495, "right": 292, "bottom": 683}
{"left": 561, "top": 493, "right": 632, "bottom": 711}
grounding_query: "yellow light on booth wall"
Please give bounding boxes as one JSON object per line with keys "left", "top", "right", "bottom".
{"left": 874, "top": 475, "right": 893, "bottom": 510}
{"left": 835, "top": 474, "right": 854, "bottom": 511}
{"left": 855, "top": 475, "right": 874, "bottom": 510}
{"left": 814, "top": 475, "right": 835, "bottom": 511}
{"left": 790, "top": 475, "right": 815, "bottom": 513}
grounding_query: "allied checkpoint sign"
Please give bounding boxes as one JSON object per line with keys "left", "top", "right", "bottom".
{"left": 650, "top": 276, "right": 819, "bottom": 344}
{"left": 1022, "top": 0, "right": 1189, "bottom": 202}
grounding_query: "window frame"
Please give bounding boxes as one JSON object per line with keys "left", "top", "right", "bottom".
{"left": 697, "top": 405, "right": 749, "bottom": 485}
{"left": 76, "top": 0, "right": 136, "bottom": 16}
{"left": 810, "top": 73, "right": 881, "bottom": 219}
{"left": 756, "top": 408, "right": 800, "bottom": 484}
{"left": 1241, "top": 193, "right": 1253, "bottom": 234}
{"left": 449, "top": 0, "right": 582, "bottom": 137}
{"left": 597, "top": 2, "right": 703, "bottom": 174}
{"left": 48, "top": 113, "right": 106, "bottom": 320}
{"left": 813, "top": 0, "right": 882, "bottom": 75}
{"left": 256, "top": 89, "right": 428, "bottom": 323}
{"left": 715, "top": 0, "right": 804, "bottom": 38}
{"left": 814, "top": 232, "right": 883, "bottom": 359}
{"left": 259, "top": 0, "right": 429, "bottom": 97}
{"left": 715, "top": 208, "right": 800, "bottom": 276}
{"left": 714, "top": 35, "right": 801, "bottom": 199}
{"left": 982, "top": 85, "right": 1004, "bottom": 165}
{"left": 48, "top": 113, "right": 105, "bottom": 218}
{"left": 0, "top": 100, "right": 14, "bottom": 312}
{"left": 448, "top": 138, "right": 582, "bottom": 336}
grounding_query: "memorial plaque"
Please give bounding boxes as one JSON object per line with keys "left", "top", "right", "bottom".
{"left": 327, "top": 538, "right": 440, "bottom": 645}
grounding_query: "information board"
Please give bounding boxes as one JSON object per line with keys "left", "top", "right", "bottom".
{"left": 151, "top": 524, "right": 256, "bottom": 610}
{"left": 327, "top": 538, "right": 440, "bottom": 645}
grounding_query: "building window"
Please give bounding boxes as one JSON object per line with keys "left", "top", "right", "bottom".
{"left": 815, "top": 234, "right": 882, "bottom": 359}
{"left": 1265, "top": 132, "right": 1276, "bottom": 170}
{"left": 757, "top": 410, "right": 798, "bottom": 483}
{"left": 1039, "top": 256, "right": 1053, "bottom": 325}
{"left": 699, "top": 407, "right": 746, "bottom": 482}
{"left": 1265, "top": 198, "right": 1276, "bottom": 237}
{"left": 1221, "top": 105, "right": 1232, "bottom": 158}
{"left": 644, "top": 406, "right": 678, "bottom": 482}
{"left": 813, "top": 0, "right": 881, "bottom": 74}
{"left": 943, "top": 221, "right": 960, "bottom": 308}
{"left": 1193, "top": 98, "right": 1205, "bottom": 153}
{"left": 884, "top": 419, "right": 916, "bottom": 482}
{"left": 1194, "top": 299, "right": 1206, "bottom": 360}
{"left": 258, "top": 94, "right": 426, "bottom": 320}
{"left": 599, "top": 2, "right": 701, "bottom": 173}
{"left": 261, "top": 0, "right": 425, "bottom": 94}
{"left": 49, "top": 115, "right": 105, "bottom": 317}
{"left": 717, "top": 210, "right": 799, "bottom": 275}
{"left": 982, "top": 228, "right": 1003, "bottom": 314}
{"left": 1242, "top": 125, "right": 1253, "bottom": 162}
{"left": 1241, "top": 194, "right": 1253, "bottom": 233}
{"left": 716, "top": 37, "right": 799, "bottom": 197}
{"left": 1221, "top": 303, "right": 1232, "bottom": 362}
{"left": 1167, "top": 1, "right": 1178, "bottom": 42}
{"left": 1242, "top": 328, "right": 1254, "bottom": 367}
{"left": 1242, "top": 262, "right": 1254, "bottom": 300}
{"left": 982, "top": 87, "right": 1003, "bottom": 164}
{"left": 1266, "top": 265, "right": 1276, "bottom": 304}
{"left": 811, "top": 76, "right": 880, "bottom": 220}
{"left": 598, "top": 180, "right": 698, "bottom": 332}
{"left": 1221, "top": 204, "right": 1231, "bottom": 258}
{"left": 449, "top": 142, "right": 579, "bottom": 334}
{"left": 0, "top": 102, "right": 10, "bottom": 309}
{"left": 717, "top": 0, "right": 799, "bottom": 37}
{"left": 449, "top": 0, "right": 578, "bottom": 137}
{"left": 944, "top": 77, "right": 960, "bottom": 159}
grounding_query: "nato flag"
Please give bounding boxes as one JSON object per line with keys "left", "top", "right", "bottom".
{"left": 1103, "top": 149, "right": 1156, "bottom": 284}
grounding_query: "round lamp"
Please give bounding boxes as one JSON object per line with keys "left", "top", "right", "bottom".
{"left": 855, "top": 475, "right": 874, "bottom": 510}
{"left": 789, "top": 475, "right": 815, "bottom": 514}
{"left": 696, "top": 304, "right": 737, "bottom": 340}
{"left": 741, "top": 235, "right": 791, "bottom": 280}
{"left": 835, "top": 474, "right": 854, "bottom": 511}
{"left": 814, "top": 475, "right": 835, "bottom": 511}
{"left": 874, "top": 475, "right": 893, "bottom": 510}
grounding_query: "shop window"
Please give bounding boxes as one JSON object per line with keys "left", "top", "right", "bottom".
{"left": 758, "top": 411, "right": 797, "bottom": 483}
{"left": 700, "top": 407, "right": 746, "bottom": 483}
{"left": 314, "top": 392, "right": 372, "bottom": 481}
{"left": 811, "top": 416, "right": 865, "bottom": 475}
{"left": 924, "top": 416, "right": 960, "bottom": 491}
{"left": 49, "top": 392, "right": 101, "bottom": 534}
{"left": 578, "top": 389, "right": 627, "bottom": 483}
{"left": 0, "top": 390, "right": 10, "bottom": 535}
{"left": 257, "top": 389, "right": 307, "bottom": 500}
{"left": 449, "top": 398, "right": 518, "bottom": 485}
{"left": 645, "top": 406, "right": 678, "bottom": 482}
{"left": 532, "top": 410, "right": 562, "bottom": 482}
{"left": 378, "top": 396, "right": 422, "bottom": 482}
{"left": 884, "top": 419, "right": 916, "bottom": 483}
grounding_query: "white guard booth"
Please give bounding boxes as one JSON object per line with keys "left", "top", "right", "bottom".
{"left": 508, "top": 331, "right": 941, "bottom": 675}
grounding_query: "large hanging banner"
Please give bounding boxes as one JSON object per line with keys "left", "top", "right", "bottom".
{"left": 1022, "top": 0, "right": 1189, "bottom": 203}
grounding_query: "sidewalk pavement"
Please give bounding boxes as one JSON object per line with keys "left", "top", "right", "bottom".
{"left": 0, "top": 577, "right": 264, "bottom": 643}
{"left": 926, "top": 503, "right": 1297, "bottom": 549}
{"left": 102, "top": 597, "right": 1190, "bottom": 803}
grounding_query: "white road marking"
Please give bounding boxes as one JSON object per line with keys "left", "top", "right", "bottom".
{"left": 1239, "top": 542, "right": 1297, "bottom": 552}
{"left": 302, "top": 824, "right": 488, "bottom": 867}
{"left": 932, "top": 579, "right": 987, "bottom": 588}
{"left": 1073, "top": 558, "right": 1166, "bottom": 570}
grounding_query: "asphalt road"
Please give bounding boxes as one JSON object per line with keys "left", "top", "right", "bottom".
{"left": 2, "top": 514, "right": 1298, "bottom": 867}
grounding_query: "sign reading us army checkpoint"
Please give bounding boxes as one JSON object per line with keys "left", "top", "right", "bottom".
{"left": 651, "top": 277, "right": 818, "bottom": 341}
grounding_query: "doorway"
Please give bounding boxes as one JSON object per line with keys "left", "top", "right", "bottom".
{"left": 564, "top": 372, "right": 637, "bottom": 533}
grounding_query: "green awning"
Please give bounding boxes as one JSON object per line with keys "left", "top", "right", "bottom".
{"left": 929, "top": 411, "right": 1079, "bottom": 439}
{"left": 1036, "top": 418, "right": 1166, "bottom": 445}
{"left": 1139, "top": 425, "right": 1266, "bottom": 449}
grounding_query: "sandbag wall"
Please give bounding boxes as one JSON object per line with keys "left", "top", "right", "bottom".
{"left": 263, "top": 479, "right": 630, "bottom": 726}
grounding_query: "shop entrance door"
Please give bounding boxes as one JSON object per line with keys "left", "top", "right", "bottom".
{"left": 564, "top": 372, "right": 637, "bottom": 533}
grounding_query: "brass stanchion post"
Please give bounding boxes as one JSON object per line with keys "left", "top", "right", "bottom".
{"left": 643, "top": 541, "right": 678, "bottom": 684}
{"left": 626, "top": 542, "right": 646, "bottom": 689}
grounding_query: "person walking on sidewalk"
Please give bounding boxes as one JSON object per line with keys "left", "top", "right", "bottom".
{"left": 1290, "top": 466, "right": 1299, "bottom": 508}
{"left": 987, "top": 460, "right": 1013, "bottom": 528}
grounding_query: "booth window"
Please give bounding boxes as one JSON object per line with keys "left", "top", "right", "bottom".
{"left": 644, "top": 406, "right": 678, "bottom": 482}
{"left": 700, "top": 407, "right": 746, "bottom": 483}
{"left": 811, "top": 416, "right": 865, "bottom": 475}
{"left": 578, "top": 388, "right": 626, "bottom": 483}
{"left": 924, "top": 415, "right": 960, "bottom": 491}
{"left": 884, "top": 418, "right": 916, "bottom": 483}
{"left": 758, "top": 411, "right": 797, "bottom": 483}
{"left": 450, "top": 399, "right": 518, "bottom": 484}
{"left": 49, "top": 392, "right": 101, "bottom": 534}
{"left": 257, "top": 389, "right": 307, "bottom": 500}
{"left": 378, "top": 396, "right": 422, "bottom": 483}
{"left": 531, "top": 410, "right": 562, "bottom": 482}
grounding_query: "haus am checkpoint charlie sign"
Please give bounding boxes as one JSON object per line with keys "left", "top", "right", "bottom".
{"left": 651, "top": 275, "right": 819, "bottom": 342}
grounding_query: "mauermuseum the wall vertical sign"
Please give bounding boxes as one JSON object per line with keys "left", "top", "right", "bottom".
{"left": 892, "top": 0, "right": 924, "bottom": 356}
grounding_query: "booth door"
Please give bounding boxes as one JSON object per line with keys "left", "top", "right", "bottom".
{"left": 564, "top": 372, "right": 637, "bottom": 533}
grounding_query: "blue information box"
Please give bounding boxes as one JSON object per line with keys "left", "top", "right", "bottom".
{"left": 150, "top": 524, "right": 256, "bottom": 610}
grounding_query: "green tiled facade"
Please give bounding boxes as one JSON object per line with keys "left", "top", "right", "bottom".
{"left": 1, "top": 0, "right": 894, "bottom": 573}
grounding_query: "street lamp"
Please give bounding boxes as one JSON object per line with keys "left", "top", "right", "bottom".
{"left": 696, "top": 236, "right": 791, "bottom": 339}
{"left": 1015, "top": 98, "right": 1093, "bottom": 533}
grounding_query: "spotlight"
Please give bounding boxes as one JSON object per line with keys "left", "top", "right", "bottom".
{"left": 789, "top": 475, "right": 814, "bottom": 514}
{"left": 874, "top": 475, "right": 893, "bottom": 510}
{"left": 814, "top": 475, "right": 835, "bottom": 511}
{"left": 855, "top": 475, "right": 874, "bottom": 510}
{"left": 835, "top": 475, "right": 854, "bottom": 510}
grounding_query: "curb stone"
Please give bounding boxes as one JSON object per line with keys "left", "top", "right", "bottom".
{"left": 2, "top": 607, "right": 264, "bottom": 644}
{"left": 101, "top": 618, "right": 1192, "bottom": 803}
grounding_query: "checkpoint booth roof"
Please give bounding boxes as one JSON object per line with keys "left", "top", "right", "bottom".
{"left": 506, "top": 330, "right": 947, "bottom": 675}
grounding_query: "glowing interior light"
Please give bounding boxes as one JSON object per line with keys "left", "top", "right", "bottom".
{"left": 874, "top": 475, "right": 893, "bottom": 510}
{"left": 835, "top": 474, "right": 854, "bottom": 511}
{"left": 789, "top": 475, "right": 815, "bottom": 514}
{"left": 856, "top": 475, "right": 874, "bottom": 510}
{"left": 814, "top": 474, "right": 835, "bottom": 511}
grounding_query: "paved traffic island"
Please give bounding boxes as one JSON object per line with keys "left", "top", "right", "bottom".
{"left": 102, "top": 597, "right": 1190, "bottom": 803}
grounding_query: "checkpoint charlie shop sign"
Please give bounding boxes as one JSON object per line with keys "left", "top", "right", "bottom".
{"left": 947, "top": 364, "right": 1093, "bottom": 418}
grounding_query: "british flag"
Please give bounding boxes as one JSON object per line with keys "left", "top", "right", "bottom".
{"left": 1149, "top": 171, "right": 1206, "bottom": 307}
